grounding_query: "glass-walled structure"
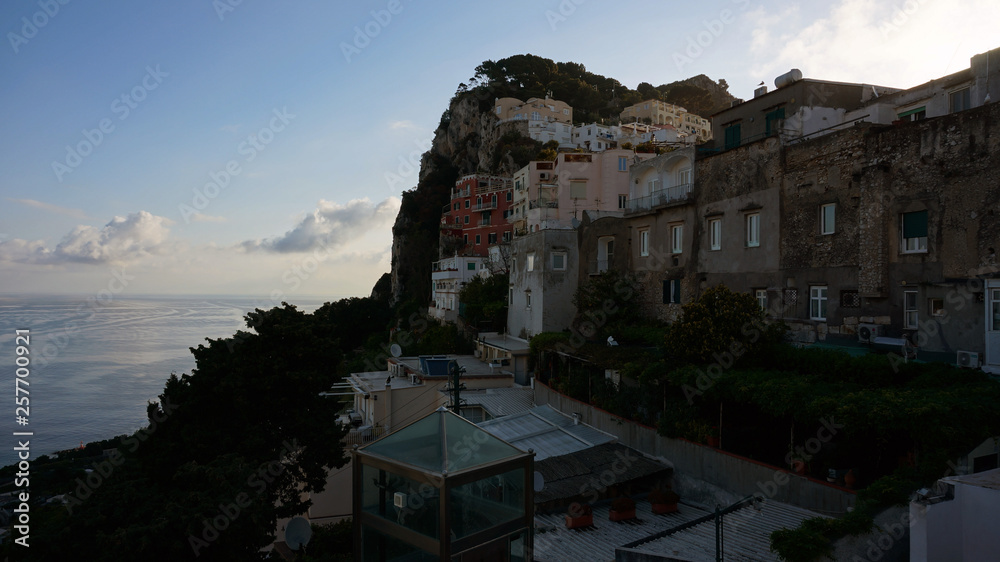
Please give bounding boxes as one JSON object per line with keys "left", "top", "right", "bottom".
{"left": 353, "top": 406, "right": 534, "bottom": 561}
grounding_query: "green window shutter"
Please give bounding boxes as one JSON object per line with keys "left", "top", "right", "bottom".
{"left": 672, "top": 279, "right": 682, "bottom": 304}
{"left": 662, "top": 281, "right": 670, "bottom": 304}
{"left": 724, "top": 124, "right": 741, "bottom": 149}
{"left": 903, "top": 210, "right": 928, "bottom": 238}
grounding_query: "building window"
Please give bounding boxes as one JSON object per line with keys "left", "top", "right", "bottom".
{"left": 551, "top": 252, "right": 566, "bottom": 271}
{"left": 709, "top": 218, "right": 721, "bottom": 251}
{"left": 897, "top": 106, "right": 926, "bottom": 122}
{"left": 820, "top": 203, "right": 835, "bottom": 235}
{"left": 463, "top": 234, "right": 468, "bottom": 245}
{"left": 929, "top": 298, "right": 945, "bottom": 317}
{"left": 465, "top": 200, "right": 470, "bottom": 209}
{"left": 755, "top": 289, "right": 768, "bottom": 311}
{"left": 527, "top": 253, "right": 535, "bottom": 271}
{"left": 783, "top": 288, "right": 798, "bottom": 311}
{"left": 746, "top": 213, "right": 760, "bottom": 247}
{"left": 809, "top": 286, "right": 828, "bottom": 320}
{"left": 508, "top": 287, "right": 513, "bottom": 304}
{"left": 488, "top": 233, "right": 497, "bottom": 244}
{"left": 618, "top": 194, "right": 627, "bottom": 209}
{"left": 475, "top": 234, "right": 481, "bottom": 245}
{"left": 904, "top": 291, "right": 918, "bottom": 329}
{"left": 841, "top": 290, "right": 861, "bottom": 308}
{"left": 531, "top": 111, "right": 540, "bottom": 121}
{"left": 618, "top": 156, "right": 627, "bottom": 171}
{"left": 467, "top": 262, "right": 476, "bottom": 271}
{"left": 502, "top": 231, "right": 511, "bottom": 242}
{"left": 453, "top": 202, "right": 459, "bottom": 210}
{"left": 570, "top": 180, "right": 587, "bottom": 199}
{"left": 525, "top": 291, "right": 531, "bottom": 309}
{"left": 901, "top": 210, "right": 928, "bottom": 253}
{"left": 949, "top": 88, "right": 971, "bottom": 113}
{"left": 639, "top": 229, "right": 649, "bottom": 256}
{"left": 506, "top": 191, "right": 512, "bottom": 201}
{"left": 671, "top": 224, "right": 683, "bottom": 254}
{"left": 464, "top": 215, "right": 470, "bottom": 225}
{"left": 662, "top": 279, "right": 681, "bottom": 304}
{"left": 677, "top": 168, "right": 692, "bottom": 185}
{"left": 724, "top": 122, "right": 741, "bottom": 150}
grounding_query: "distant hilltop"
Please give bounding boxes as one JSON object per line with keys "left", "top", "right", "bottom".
{"left": 382, "top": 53, "right": 735, "bottom": 307}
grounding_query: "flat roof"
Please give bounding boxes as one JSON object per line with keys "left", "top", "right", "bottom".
{"left": 389, "top": 355, "right": 515, "bottom": 378}
{"left": 458, "top": 386, "right": 535, "bottom": 418}
{"left": 944, "top": 468, "right": 1000, "bottom": 491}
{"left": 478, "top": 405, "right": 616, "bottom": 460}
{"left": 479, "top": 332, "right": 530, "bottom": 354}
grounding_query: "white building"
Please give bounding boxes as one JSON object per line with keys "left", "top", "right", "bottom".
{"left": 572, "top": 122, "right": 616, "bottom": 151}
{"left": 429, "top": 254, "right": 489, "bottom": 323}
{"left": 910, "top": 466, "right": 1000, "bottom": 561}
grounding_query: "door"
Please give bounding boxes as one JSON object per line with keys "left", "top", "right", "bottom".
{"left": 987, "top": 282, "right": 1000, "bottom": 374}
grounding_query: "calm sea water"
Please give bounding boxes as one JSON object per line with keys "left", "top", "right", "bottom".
{"left": 0, "top": 294, "right": 336, "bottom": 467}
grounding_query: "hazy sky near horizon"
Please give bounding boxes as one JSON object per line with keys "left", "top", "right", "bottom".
{"left": 2, "top": 0, "right": 997, "bottom": 300}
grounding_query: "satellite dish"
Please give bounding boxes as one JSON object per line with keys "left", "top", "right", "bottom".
{"left": 389, "top": 343, "right": 402, "bottom": 357}
{"left": 285, "top": 516, "right": 312, "bottom": 551}
{"left": 533, "top": 471, "right": 545, "bottom": 492}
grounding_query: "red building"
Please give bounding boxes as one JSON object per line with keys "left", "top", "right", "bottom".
{"left": 440, "top": 174, "right": 513, "bottom": 256}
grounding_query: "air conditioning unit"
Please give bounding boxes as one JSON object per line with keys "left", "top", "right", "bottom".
{"left": 858, "top": 323, "right": 884, "bottom": 343}
{"left": 393, "top": 492, "right": 407, "bottom": 509}
{"left": 957, "top": 350, "right": 980, "bottom": 369}
{"left": 539, "top": 172, "right": 550, "bottom": 181}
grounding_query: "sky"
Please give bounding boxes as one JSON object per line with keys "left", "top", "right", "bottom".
{"left": 2, "top": 0, "right": 998, "bottom": 301}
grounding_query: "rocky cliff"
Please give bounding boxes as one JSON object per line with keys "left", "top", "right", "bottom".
{"left": 383, "top": 55, "right": 736, "bottom": 309}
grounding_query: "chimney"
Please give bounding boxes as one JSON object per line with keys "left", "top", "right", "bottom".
{"left": 572, "top": 413, "right": 581, "bottom": 425}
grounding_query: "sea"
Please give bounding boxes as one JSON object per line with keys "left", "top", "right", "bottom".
{"left": 0, "top": 294, "right": 337, "bottom": 468}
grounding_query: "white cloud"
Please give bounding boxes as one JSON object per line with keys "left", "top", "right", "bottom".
{"left": 241, "top": 197, "right": 400, "bottom": 254}
{"left": 8, "top": 198, "right": 89, "bottom": 219}
{"left": 746, "top": 0, "right": 1000, "bottom": 90}
{"left": 389, "top": 120, "right": 416, "bottom": 130}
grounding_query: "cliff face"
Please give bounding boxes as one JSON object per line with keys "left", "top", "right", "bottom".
{"left": 387, "top": 95, "right": 527, "bottom": 307}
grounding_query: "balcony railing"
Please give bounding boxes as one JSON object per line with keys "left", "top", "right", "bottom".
{"left": 343, "top": 425, "right": 385, "bottom": 447}
{"left": 529, "top": 199, "right": 558, "bottom": 210}
{"left": 475, "top": 201, "right": 498, "bottom": 211}
{"left": 588, "top": 259, "right": 612, "bottom": 274}
{"left": 626, "top": 183, "right": 693, "bottom": 213}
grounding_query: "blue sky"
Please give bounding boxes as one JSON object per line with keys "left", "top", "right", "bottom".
{"left": 1, "top": 0, "right": 997, "bottom": 300}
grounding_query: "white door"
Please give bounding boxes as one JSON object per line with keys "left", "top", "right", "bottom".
{"left": 987, "top": 282, "right": 1000, "bottom": 374}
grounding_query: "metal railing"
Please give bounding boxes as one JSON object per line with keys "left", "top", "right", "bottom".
{"left": 475, "top": 201, "right": 498, "bottom": 211}
{"left": 626, "top": 183, "right": 693, "bottom": 212}
{"left": 588, "top": 259, "right": 611, "bottom": 274}
{"left": 343, "top": 425, "right": 384, "bottom": 447}
{"left": 528, "top": 199, "right": 558, "bottom": 210}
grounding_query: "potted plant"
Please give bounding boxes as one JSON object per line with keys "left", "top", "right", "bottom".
{"left": 649, "top": 488, "right": 680, "bottom": 514}
{"left": 565, "top": 502, "right": 592, "bottom": 529}
{"left": 609, "top": 497, "right": 636, "bottom": 522}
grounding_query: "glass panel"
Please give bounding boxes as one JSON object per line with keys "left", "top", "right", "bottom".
{"left": 362, "top": 464, "right": 441, "bottom": 539}
{"left": 441, "top": 413, "right": 524, "bottom": 472}
{"left": 361, "top": 523, "right": 438, "bottom": 562}
{"left": 903, "top": 210, "right": 928, "bottom": 238}
{"left": 449, "top": 468, "right": 525, "bottom": 540}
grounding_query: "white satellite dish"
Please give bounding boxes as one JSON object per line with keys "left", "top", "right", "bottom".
{"left": 389, "top": 343, "right": 402, "bottom": 357}
{"left": 533, "top": 471, "right": 545, "bottom": 492}
{"left": 285, "top": 516, "right": 312, "bottom": 551}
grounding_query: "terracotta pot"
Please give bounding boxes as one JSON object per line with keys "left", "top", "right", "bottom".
{"left": 565, "top": 514, "right": 593, "bottom": 529}
{"left": 652, "top": 502, "right": 678, "bottom": 514}
{"left": 609, "top": 508, "right": 636, "bottom": 522}
{"left": 844, "top": 469, "right": 857, "bottom": 489}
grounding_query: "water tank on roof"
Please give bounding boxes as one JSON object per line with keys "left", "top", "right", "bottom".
{"left": 774, "top": 69, "right": 803, "bottom": 89}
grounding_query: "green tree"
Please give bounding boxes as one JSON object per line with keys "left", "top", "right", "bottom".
{"left": 459, "top": 273, "right": 509, "bottom": 331}
{"left": 665, "top": 284, "right": 784, "bottom": 365}
{"left": 572, "top": 269, "right": 641, "bottom": 338}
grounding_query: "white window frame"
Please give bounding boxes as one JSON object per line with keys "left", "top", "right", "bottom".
{"left": 551, "top": 252, "right": 566, "bottom": 271}
{"left": 901, "top": 211, "right": 928, "bottom": 253}
{"left": 671, "top": 224, "right": 683, "bottom": 254}
{"left": 525, "top": 291, "right": 531, "bottom": 309}
{"left": 904, "top": 290, "right": 918, "bottom": 329}
{"left": 755, "top": 289, "right": 768, "bottom": 311}
{"left": 746, "top": 213, "right": 760, "bottom": 248}
{"left": 526, "top": 253, "right": 535, "bottom": 272}
{"left": 820, "top": 203, "right": 835, "bottom": 235}
{"left": 639, "top": 229, "right": 649, "bottom": 257}
{"left": 809, "top": 286, "right": 828, "bottom": 320}
{"left": 709, "top": 218, "right": 721, "bottom": 251}
{"left": 618, "top": 194, "right": 627, "bottom": 209}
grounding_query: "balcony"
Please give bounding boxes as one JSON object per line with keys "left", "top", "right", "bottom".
{"left": 528, "top": 199, "right": 558, "bottom": 210}
{"left": 626, "top": 183, "right": 693, "bottom": 213}
{"left": 475, "top": 201, "right": 498, "bottom": 211}
{"left": 588, "top": 259, "right": 611, "bottom": 275}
